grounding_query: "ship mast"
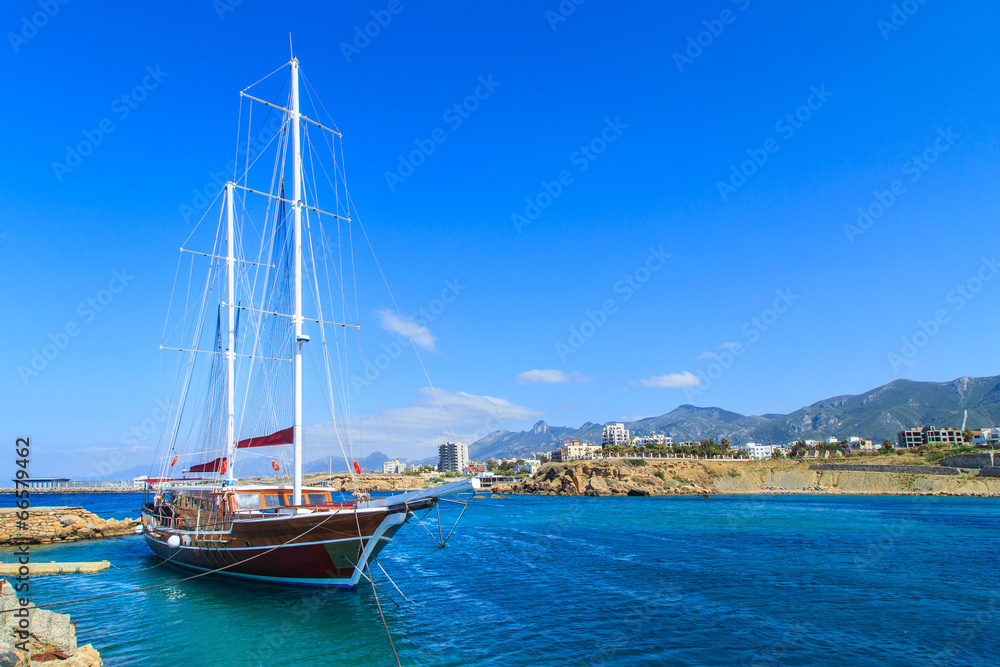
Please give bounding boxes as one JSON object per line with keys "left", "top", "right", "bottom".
{"left": 291, "top": 57, "right": 305, "bottom": 506}
{"left": 225, "top": 181, "right": 236, "bottom": 484}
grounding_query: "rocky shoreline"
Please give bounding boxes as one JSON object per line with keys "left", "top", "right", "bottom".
{"left": 0, "top": 578, "right": 101, "bottom": 666}
{"left": 0, "top": 508, "right": 139, "bottom": 546}
{"left": 495, "top": 460, "right": 1000, "bottom": 497}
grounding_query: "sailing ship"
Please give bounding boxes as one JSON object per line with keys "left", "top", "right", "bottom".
{"left": 140, "top": 55, "right": 477, "bottom": 588}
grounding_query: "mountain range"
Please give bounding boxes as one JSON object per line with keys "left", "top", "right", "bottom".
{"left": 469, "top": 375, "right": 1000, "bottom": 461}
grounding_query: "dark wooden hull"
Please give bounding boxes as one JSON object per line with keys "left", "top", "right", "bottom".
{"left": 141, "top": 506, "right": 411, "bottom": 588}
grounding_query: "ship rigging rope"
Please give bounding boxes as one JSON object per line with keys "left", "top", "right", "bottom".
{"left": 300, "top": 130, "right": 364, "bottom": 475}
{"left": 351, "top": 501, "right": 402, "bottom": 667}
{"left": 25, "top": 510, "right": 341, "bottom": 612}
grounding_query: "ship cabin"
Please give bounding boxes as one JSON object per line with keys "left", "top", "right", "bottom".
{"left": 144, "top": 485, "right": 355, "bottom": 532}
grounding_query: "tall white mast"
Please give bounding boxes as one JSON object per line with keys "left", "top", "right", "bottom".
{"left": 225, "top": 181, "right": 236, "bottom": 484}
{"left": 291, "top": 57, "right": 305, "bottom": 506}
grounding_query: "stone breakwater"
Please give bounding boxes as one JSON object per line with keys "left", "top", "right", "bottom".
{"left": 498, "top": 460, "right": 1000, "bottom": 497}
{"left": 0, "top": 507, "right": 139, "bottom": 546}
{"left": 0, "top": 578, "right": 102, "bottom": 666}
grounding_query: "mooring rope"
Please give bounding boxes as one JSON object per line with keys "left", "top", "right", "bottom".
{"left": 18, "top": 511, "right": 340, "bottom": 611}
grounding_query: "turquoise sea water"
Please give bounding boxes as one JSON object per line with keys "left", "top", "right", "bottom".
{"left": 1, "top": 492, "right": 998, "bottom": 666}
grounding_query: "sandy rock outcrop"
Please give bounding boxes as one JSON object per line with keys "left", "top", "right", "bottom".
{"left": 502, "top": 459, "right": 1000, "bottom": 497}
{"left": 0, "top": 508, "right": 138, "bottom": 546}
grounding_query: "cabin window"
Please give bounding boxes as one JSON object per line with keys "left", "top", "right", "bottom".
{"left": 261, "top": 494, "right": 283, "bottom": 509}
{"left": 236, "top": 494, "right": 261, "bottom": 510}
{"left": 307, "top": 493, "right": 328, "bottom": 505}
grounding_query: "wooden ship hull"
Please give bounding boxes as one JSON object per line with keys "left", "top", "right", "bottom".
{"left": 140, "top": 480, "right": 475, "bottom": 588}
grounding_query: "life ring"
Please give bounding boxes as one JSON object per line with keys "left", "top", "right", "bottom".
{"left": 271, "top": 460, "right": 280, "bottom": 471}
{"left": 170, "top": 455, "right": 178, "bottom": 467}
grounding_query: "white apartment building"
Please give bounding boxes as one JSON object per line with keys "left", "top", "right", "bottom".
{"left": 737, "top": 443, "right": 785, "bottom": 460}
{"left": 382, "top": 458, "right": 406, "bottom": 474}
{"left": 438, "top": 441, "right": 469, "bottom": 473}
{"left": 632, "top": 434, "right": 673, "bottom": 447}
{"left": 602, "top": 423, "right": 630, "bottom": 448}
{"left": 972, "top": 428, "right": 1000, "bottom": 446}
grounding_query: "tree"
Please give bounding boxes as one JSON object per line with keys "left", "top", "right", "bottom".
{"left": 721, "top": 437, "right": 730, "bottom": 448}
{"left": 789, "top": 442, "right": 808, "bottom": 458}
{"left": 879, "top": 440, "right": 894, "bottom": 455}
{"left": 963, "top": 429, "right": 973, "bottom": 443}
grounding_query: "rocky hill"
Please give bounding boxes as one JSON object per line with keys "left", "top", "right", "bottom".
{"left": 470, "top": 375, "right": 1000, "bottom": 460}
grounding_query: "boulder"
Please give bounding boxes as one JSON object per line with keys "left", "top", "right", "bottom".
{"left": 58, "top": 644, "right": 102, "bottom": 667}
{"left": 0, "top": 647, "right": 27, "bottom": 667}
{"left": 25, "top": 609, "right": 76, "bottom": 654}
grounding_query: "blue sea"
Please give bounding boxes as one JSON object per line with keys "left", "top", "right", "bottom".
{"left": 1, "top": 492, "right": 998, "bottom": 666}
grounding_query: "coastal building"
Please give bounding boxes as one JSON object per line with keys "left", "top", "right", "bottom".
{"left": 923, "top": 427, "right": 963, "bottom": 445}
{"left": 132, "top": 475, "right": 149, "bottom": 488}
{"left": 12, "top": 477, "right": 70, "bottom": 489}
{"left": 552, "top": 440, "right": 601, "bottom": 462}
{"left": 382, "top": 458, "right": 406, "bottom": 474}
{"left": 736, "top": 443, "right": 784, "bottom": 460}
{"left": 438, "top": 441, "right": 469, "bottom": 473}
{"left": 517, "top": 459, "right": 542, "bottom": 474}
{"left": 474, "top": 472, "right": 515, "bottom": 488}
{"left": 897, "top": 428, "right": 924, "bottom": 448}
{"left": 602, "top": 423, "right": 630, "bottom": 448}
{"left": 853, "top": 439, "right": 875, "bottom": 451}
{"left": 897, "top": 427, "right": 963, "bottom": 448}
{"left": 633, "top": 434, "right": 673, "bottom": 447}
{"left": 972, "top": 428, "right": 1000, "bottom": 446}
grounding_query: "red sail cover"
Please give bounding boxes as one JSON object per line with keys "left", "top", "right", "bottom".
{"left": 237, "top": 426, "right": 293, "bottom": 449}
{"left": 188, "top": 457, "right": 227, "bottom": 473}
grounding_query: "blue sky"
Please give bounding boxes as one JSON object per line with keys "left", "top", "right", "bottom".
{"left": 3, "top": 0, "right": 999, "bottom": 475}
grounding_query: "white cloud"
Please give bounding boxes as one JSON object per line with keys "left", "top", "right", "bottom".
{"left": 376, "top": 309, "right": 436, "bottom": 350}
{"left": 638, "top": 371, "right": 702, "bottom": 389}
{"left": 719, "top": 341, "right": 741, "bottom": 350}
{"left": 516, "top": 369, "right": 591, "bottom": 385}
{"left": 696, "top": 351, "right": 717, "bottom": 360}
{"left": 304, "top": 387, "right": 544, "bottom": 460}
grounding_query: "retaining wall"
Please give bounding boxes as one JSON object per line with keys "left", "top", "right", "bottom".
{"left": 808, "top": 464, "right": 960, "bottom": 475}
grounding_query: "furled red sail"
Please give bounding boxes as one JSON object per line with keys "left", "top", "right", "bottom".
{"left": 188, "top": 457, "right": 227, "bottom": 473}
{"left": 237, "top": 426, "right": 293, "bottom": 449}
